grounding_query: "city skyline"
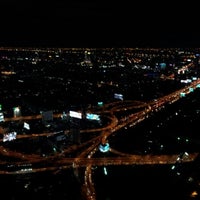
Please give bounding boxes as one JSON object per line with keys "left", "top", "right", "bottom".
{"left": 0, "top": 47, "right": 200, "bottom": 199}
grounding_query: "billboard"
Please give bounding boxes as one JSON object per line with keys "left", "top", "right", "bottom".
{"left": 13, "top": 106, "right": 21, "bottom": 117}
{"left": 69, "top": 111, "right": 82, "bottom": 119}
{"left": 23, "top": 122, "right": 30, "bottom": 130}
{"left": 98, "top": 102, "right": 103, "bottom": 106}
{"left": 99, "top": 143, "right": 110, "bottom": 153}
{"left": 180, "top": 92, "right": 186, "bottom": 97}
{"left": 0, "top": 112, "right": 4, "bottom": 122}
{"left": 86, "top": 113, "right": 100, "bottom": 121}
{"left": 3, "top": 132, "right": 17, "bottom": 142}
{"left": 114, "top": 93, "right": 123, "bottom": 100}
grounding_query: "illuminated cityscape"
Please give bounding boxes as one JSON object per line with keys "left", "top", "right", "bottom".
{"left": 0, "top": 47, "right": 200, "bottom": 199}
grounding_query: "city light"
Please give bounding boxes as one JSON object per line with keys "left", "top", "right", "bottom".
{"left": 69, "top": 111, "right": 82, "bottom": 119}
{"left": 3, "top": 132, "right": 17, "bottom": 142}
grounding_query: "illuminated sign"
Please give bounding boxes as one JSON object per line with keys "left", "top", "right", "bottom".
{"left": 23, "top": 122, "right": 30, "bottom": 130}
{"left": 3, "top": 132, "right": 17, "bottom": 142}
{"left": 99, "top": 143, "right": 110, "bottom": 153}
{"left": 189, "top": 87, "right": 194, "bottom": 92}
{"left": 0, "top": 112, "right": 4, "bottom": 122}
{"left": 86, "top": 113, "right": 100, "bottom": 121}
{"left": 114, "top": 93, "right": 123, "bottom": 100}
{"left": 196, "top": 84, "right": 200, "bottom": 88}
{"left": 192, "top": 77, "right": 197, "bottom": 80}
{"left": 159, "top": 62, "right": 166, "bottom": 69}
{"left": 13, "top": 106, "right": 21, "bottom": 117}
{"left": 69, "top": 111, "right": 82, "bottom": 119}
{"left": 98, "top": 102, "right": 103, "bottom": 106}
{"left": 180, "top": 79, "right": 192, "bottom": 84}
{"left": 180, "top": 92, "right": 186, "bottom": 97}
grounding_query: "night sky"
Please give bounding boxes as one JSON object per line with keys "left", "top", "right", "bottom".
{"left": 0, "top": 1, "right": 199, "bottom": 48}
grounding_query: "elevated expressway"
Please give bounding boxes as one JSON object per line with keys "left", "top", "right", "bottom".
{"left": 0, "top": 75, "right": 200, "bottom": 200}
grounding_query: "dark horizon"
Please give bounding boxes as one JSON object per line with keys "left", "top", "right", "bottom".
{"left": 1, "top": 33, "right": 200, "bottom": 49}
{"left": 0, "top": 1, "right": 199, "bottom": 48}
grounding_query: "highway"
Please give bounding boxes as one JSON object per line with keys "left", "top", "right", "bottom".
{"left": 0, "top": 61, "right": 200, "bottom": 200}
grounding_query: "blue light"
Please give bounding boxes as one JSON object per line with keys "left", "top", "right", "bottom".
{"left": 180, "top": 92, "right": 186, "bottom": 97}
{"left": 196, "top": 84, "right": 200, "bottom": 88}
{"left": 99, "top": 143, "right": 110, "bottom": 153}
{"left": 86, "top": 113, "right": 100, "bottom": 121}
{"left": 189, "top": 87, "right": 194, "bottom": 92}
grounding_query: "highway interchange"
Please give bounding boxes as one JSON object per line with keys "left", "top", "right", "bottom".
{"left": 0, "top": 61, "right": 200, "bottom": 200}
